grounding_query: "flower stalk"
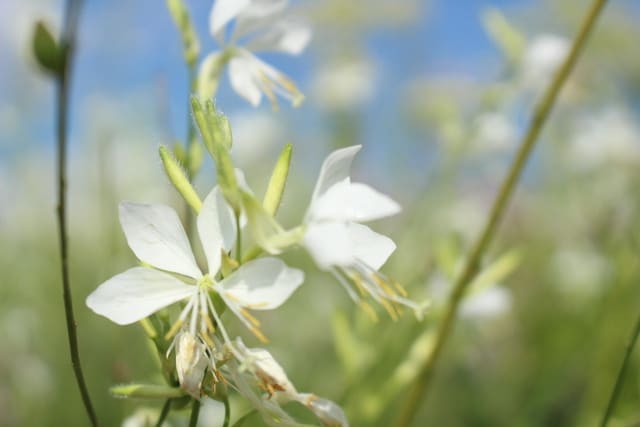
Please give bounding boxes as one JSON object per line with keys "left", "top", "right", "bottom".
{"left": 49, "top": 0, "right": 100, "bottom": 425}
{"left": 394, "top": 0, "right": 609, "bottom": 425}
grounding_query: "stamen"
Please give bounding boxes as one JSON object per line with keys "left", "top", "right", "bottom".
{"left": 165, "top": 296, "right": 196, "bottom": 340}
{"left": 250, "top": 326, "right": 268, "bottom": 344}
{"left": 239, "top": 308, "right": 261, "bottom": 328}
{"left": 358, "top": 300, "right": 379, "bottom": 322}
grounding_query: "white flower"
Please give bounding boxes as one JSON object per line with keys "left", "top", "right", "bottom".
{"left": 201, "top": 0, "right": 311, "bottom": 107}
{"left": 521, "top": 34, "right": 570, "bottom": 90}
{"left": 302, "top": 145, "right": 425, "bottom": 319}
{"left": 234, "top": 338, "right": 349, "bottom": 427}
{"left": 86, "top": 186, "right": 304, "bottom": 345}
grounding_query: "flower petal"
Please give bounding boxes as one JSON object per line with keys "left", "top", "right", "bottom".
{"left": 232, "top": 0, "right": 288, "bottom": 40}
{"left": 217, "top": 257, "right": 303, "bottom": 309}
{"left": 209, "top": 0, "right": 251, "bottom": 37}
{"left": 119, "top": 202, "right": 201, "bottom": 278}
{"left": 347, "top": 223, "right": 396, "bottom": 270}
{"left": 245, "top": 20, "right": 311, "bottom": 55}
{"left": 297, "top": 393, "right": 349, "bottom": 427}
{"left": 310, "top": 181, "right": 401, "bottom": 223}
{"left": 198, "top": 187, "right": 237, "bottom": 274}
{"left": 86, "top": 267, "right": 194, "bottom": 325}
{"left": 228, "top": 55, "right": 263, "bottom": 107}
{"left": 303, "top": 222, "right": 353, "bottom": 270}
{"left": 309, "top": 145, "right": 361, "bottom": 205}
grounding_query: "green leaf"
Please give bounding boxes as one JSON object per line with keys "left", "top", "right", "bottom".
{"left": 468, "top": 248, "right": 522, "bottom": 294}
{"left": 482, "top": 8, "right": 526, "bottom": 64}
{"left": 32, "top": 21, "right": 63, "bottom": 74}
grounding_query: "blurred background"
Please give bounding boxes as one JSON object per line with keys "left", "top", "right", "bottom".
{"left": 2, "top": 0, "right": 640, "bottom": 425}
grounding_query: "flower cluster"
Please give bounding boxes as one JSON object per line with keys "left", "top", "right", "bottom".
{"left": 85, "top": 0, "right": 426, "bottom": 425}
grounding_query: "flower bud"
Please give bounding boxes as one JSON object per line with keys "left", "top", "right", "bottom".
{"left": 176, "top": 331, "right": 208, "bottom": 399}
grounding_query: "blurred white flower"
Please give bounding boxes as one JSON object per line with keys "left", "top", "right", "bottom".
{"left": 230, "top": 110, "right": 285, "bottom": 166}
{"left": 568, "top": 106, "right": 640, "bottom": 170}
{"left": 521, "top": 34, "right": 569, "bottom": 90}
{"left": 472, "top": 112, "right": 516, "bottom": 153}
{"left": 551, "top": 247, "right": 611, "bottom": 296}
{"left": 312, "top": 59, "right": 376, "bottom": 111}
{"left": 302, "top": 145, "right": 425, "bottom": 319}
{"left": 461, "top": 286, "right": 512, "bottom": 319}
{"left": 86, "top": 186, "right": 304, "bottom": 345}
{"left": 235, "top": 338, "right": 349, "bottom": 427}
{"left": 200, "top": 0, "right": 311, "bottom": 107}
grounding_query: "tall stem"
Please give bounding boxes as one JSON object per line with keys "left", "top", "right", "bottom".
{"left": 188, "top": 399, "right": 201, "bottom": 427}
{"left": 55, "top": 0, "right": 99, "bottom": 425}
{"left": 394, "top": 1, "right": 609, "bottom": 425}
{"left": 184, "top": 63, "right": 197, "bottom": 236}
{"left": 600, "top": 311, "right": 640, "bottom": 427}
{"left": 155, "top": 398, "right": 172, "bottom": 427}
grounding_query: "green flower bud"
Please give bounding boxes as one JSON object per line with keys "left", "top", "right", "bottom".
{"left": 110, "top": 384, "right": 187, "bottom": 399}
{"left": 166, "top": 0, "right": 200, "bottom": 67}
{"left": 263, "top": 144, "right": 292, "bottom": 217}
{"left": 32, "top": 21, "right": 64, "bottom": 75}
{"left": 159, "top": 145, "right": 202, "bottom": 213}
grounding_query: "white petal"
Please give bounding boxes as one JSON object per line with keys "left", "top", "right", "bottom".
{"left": 86, "top": 267, "right": 194, "bottom": 325}
{"left": 297, "top": 393, "right": 349, "bottom": 427}
{"left": 197, "top": 187, "right": 237, "bottom": 274}
{"left": 210, "top": 0, "right": 250, "bottom": 37}
{"left": 310, "top": 181, "right": 401, "bottom": 223}
{"left": 228, "top": 56, "right": 263, "bottom": 107}
{"left": 232, "top": 0, "right": 288, "bottom": 40}
{"left": 216, "top": 257, "right": 303, "bottom": 309}
{"left": 303, "top": 222, "right": 353, "bottom": 270}
{"left": 245, "top": 20, "right": 311, "bottom": 54}
{"left": 309, "top": 145, "right": 361, "bottom": 204}
{"left": 119, "top": 202, "right": 201, "bottom": 278}
{"left": 347, "top": 223, "right": 396, "bottom": 270}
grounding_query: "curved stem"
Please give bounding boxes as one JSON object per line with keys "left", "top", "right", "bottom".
{"left": 223, "top": 396, "right": 231, "bottom": 427}
{"left": 184, "top": 63, "right": 197, "bottom": 237}
{"left": 55, "top": 0, "right": 99, "bottom": 425}
{"left": 155, "top": 398, "right": 172, "bottom": 427}
{"left": 188, "top": 399, "right": 201, "bottom": 427}
{"left": 600, "top": 312, "right": 640, "bottom": 427}
{"left": 394, "top": 1, "right": 609, "bottom": 426}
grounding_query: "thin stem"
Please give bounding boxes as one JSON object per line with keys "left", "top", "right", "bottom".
{"left": 55, "top": 0, "right": 99, "bottom": 425}
{"left": 600, "top": 311, "right": 640, "bottom": 427}
{"left": 394, "top": 1, "right": 609, "bottom": 426}
{"left": 155, "top": 399, "right": 172, "bottom": 427}
{"left": 235, "top": 211, "right": 242, "bottom": 262}
{"left": 223, "top": 396, "right": 231, "bottom": 427}
{"left": 184, "top": 63, "right": 197, "bottom": 237}
{"left": 188, "top": 399, "right": 201, "bottom": 427}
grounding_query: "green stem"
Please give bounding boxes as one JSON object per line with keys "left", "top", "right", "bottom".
{"left": 394, "top": 1, "right": 609, "bottom": 426}
{"left": 223, "top": 396, "right": 231, "bottom": 427}
{"left": 188, "top": 399, "right": 201, "bottom": 427}
{"left": 55, "top": 1, "right": 99, "bottom": 425}
{"left": 600, "top": 311, "right": 640, "bottom": 427}
{"left": 184, "top": 63, "right": 197, "bottom": 237}
{"left": 235, "top": 211, "right": 242, "bottom": 262}
{"left": 155, "top": 398, "right": 172, "bottom": 427}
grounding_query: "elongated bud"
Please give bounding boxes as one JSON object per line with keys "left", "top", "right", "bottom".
{"left": 263, "top": 144, "right": 292, "bottom": 217}
{"left": 191, "top": 97, "right": 233, "bottom": 159}
{"left": 32, "top": 21, "right": 64, "bottom": 75}
{"left": 188, "top": 140, "right": 204, "bottom": 177}
{"left": 159, "top": 146, "right": 203, "bottom": 213}
{"left": 166, "top": 0, "right": 200, "bottom": 66}
{"left": 110, "top": 384, "right": 187, "bottom": 399}
{"left": 214, "top": 143, "right": 240, "bottom": 213}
